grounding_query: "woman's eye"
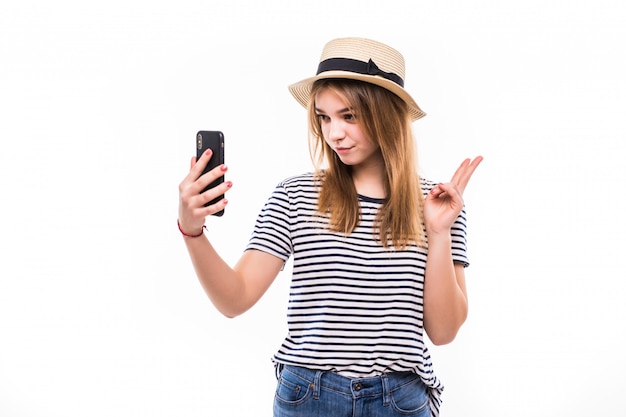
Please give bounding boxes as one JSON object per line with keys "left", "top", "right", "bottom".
{"left": 317, "top": 114, "right": 330, "bottom": 122}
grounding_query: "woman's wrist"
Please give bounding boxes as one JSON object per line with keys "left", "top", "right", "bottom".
{"left": 177, "top": 219, "right": 206, "bottom": 238}
{"left": 425, "top": 229, "right": 452, "bottom": 246}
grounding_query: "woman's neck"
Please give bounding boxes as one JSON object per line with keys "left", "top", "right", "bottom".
{"left": 351, "top": 160, "right": 386, "bottom": 199}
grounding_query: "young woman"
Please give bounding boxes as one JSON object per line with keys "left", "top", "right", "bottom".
{"left": 178, "top": 37, "right": 482, "bottom": 417}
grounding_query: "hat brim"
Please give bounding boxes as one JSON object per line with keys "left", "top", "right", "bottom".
{"left": 288, "top": 71, "right": 426, "bottom": 122}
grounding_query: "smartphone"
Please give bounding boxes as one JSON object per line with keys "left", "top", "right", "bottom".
{"left": 196, "top": 130, "right": 225, "bottom": 216}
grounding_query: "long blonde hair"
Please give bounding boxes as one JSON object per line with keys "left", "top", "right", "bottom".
{"left": 307, "top": 79, "right": 426, "bottom": 248}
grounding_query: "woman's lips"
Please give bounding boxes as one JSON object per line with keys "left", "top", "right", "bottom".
{"left": 335, "top": 147, "right": 352, "bottom": 155}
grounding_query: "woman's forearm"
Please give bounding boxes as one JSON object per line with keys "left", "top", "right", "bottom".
{"left": 182, "top": 234, "right": 247, "bottom": 318}
{"left": 423, "top": 233, "right": 468, "bottom": 345}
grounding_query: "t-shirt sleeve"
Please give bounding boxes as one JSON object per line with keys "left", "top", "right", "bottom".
{"left": 245, "top": 183, "right": 293, "bottom": 262}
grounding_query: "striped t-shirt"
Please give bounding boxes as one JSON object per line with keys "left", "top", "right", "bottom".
{"left": 246, "top": 172, "right": 470, "bottom": 415}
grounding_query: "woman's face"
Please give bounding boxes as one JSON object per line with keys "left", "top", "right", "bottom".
{"left": 314, "top": 89, "right": 382, "bottom": 170}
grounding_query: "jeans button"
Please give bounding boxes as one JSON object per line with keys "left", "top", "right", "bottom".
{"left": 354, "top": 382, "right": 362, "bottom": 391}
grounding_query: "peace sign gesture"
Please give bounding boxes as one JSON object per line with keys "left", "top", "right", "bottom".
{"left": 423, "top": 156, "right": 483, "bottom": 236}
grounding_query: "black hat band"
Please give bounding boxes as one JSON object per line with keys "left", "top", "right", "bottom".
{"left": 316, "top": 57, "right": 404, "bottom": 88}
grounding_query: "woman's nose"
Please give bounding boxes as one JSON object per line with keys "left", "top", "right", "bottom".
{"left": 328, "top": 120, "right": 345, "bottom": 142}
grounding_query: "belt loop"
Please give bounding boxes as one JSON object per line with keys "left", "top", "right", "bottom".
{"left": 312, "top": 370, "right": 323, "bottom": 399}
{"left": 381, "top": 374, "right": 391, "bottom": 406}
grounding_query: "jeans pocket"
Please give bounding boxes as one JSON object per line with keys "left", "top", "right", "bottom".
{"left": 389, "top": 376, "right": 430, "bottom": 416}
{"left": 274, "top": 368, "right": 314, "bottom": 406}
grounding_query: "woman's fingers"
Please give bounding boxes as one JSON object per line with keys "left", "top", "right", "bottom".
{"left": 198, "top": 174, "right": 232, "bottom": 206}
{"left": 431, "top": 181, "right": 460, "bottom": 200}
{"left": 178, "top": 150, "right": 231, "bottom": 222}
{"left": 184, "top": 148, "right": 212, "bottom": 185}
{"left": 180, "top": 149, "right": 227, "bottom": 199}
{"left": 450, "top": 156, "right": 483, "bottom": 194}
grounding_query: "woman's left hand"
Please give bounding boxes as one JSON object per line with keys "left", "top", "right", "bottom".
{"left": 423, "top": 156, "right": 483, "bottom": 236}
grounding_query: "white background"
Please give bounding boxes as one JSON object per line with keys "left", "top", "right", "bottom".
{"left": 1, "top": 1, "right": 624, "bottom": 416}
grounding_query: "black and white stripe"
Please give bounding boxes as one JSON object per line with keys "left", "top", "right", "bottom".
{"left": 246, "top": 173, "right": 470, "bottom": 415}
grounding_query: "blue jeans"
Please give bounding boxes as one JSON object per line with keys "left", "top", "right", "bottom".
{"left": 273, "top": 365, "right": 431, "bottom": 417}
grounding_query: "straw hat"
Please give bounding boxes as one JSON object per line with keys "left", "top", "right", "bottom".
{"left": 288, "top": 37, "right": 426, "bottom": 121}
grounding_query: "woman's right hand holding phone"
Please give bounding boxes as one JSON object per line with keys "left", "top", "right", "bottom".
{"left": 178, "top": 149, "right": 231, "bottom": 236}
